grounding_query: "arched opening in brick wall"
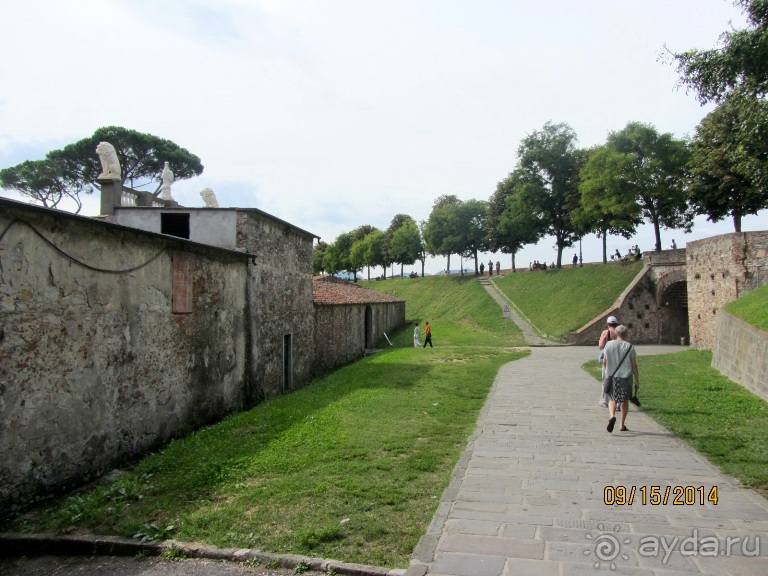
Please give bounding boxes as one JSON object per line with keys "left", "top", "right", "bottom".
{"left": 659, "top": 281, "right": 690, "bottom": 344}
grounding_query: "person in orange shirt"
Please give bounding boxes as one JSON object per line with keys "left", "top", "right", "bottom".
{"left": 424, "top": 321, "right": 433, "bottom": 348}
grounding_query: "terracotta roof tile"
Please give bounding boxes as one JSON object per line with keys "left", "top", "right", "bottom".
{"left": 313, "top": 276, "right": 404, "bottom": 305}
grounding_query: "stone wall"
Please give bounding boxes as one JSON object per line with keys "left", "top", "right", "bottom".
{"left": 0, "top": 199, "right": 251, "bottom": 513}
{"left": 687, "top": 232, "right": 768, "bottom": 349}
{"left": 568, "top": 255, "right": 689, "bottom": 346}
{"left": 314, "top": 301, "right": 406, "bottom": 374}
{"left": 235, "top": 210, "right": 317, "bottom": 398}
{"left": 712, "top": 311, "right": 768, "bottom": 402}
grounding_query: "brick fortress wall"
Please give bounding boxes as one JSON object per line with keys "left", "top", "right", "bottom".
{"left": 687, "top": 232, "right": 768, "bottom": 349}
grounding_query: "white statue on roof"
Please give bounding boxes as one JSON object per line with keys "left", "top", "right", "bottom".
{"left": 158, "top": 161, "right": 174, "bottom": 201}
{"left": 200, "top": 187, "right": 219, "bottom": 208}
{"left": 96, "top": 142, "right": 121, "bottom": 180}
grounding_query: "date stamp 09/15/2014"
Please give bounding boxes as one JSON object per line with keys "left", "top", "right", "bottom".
{"left": 603, "top": 485, "right": 719, "bottom": 506}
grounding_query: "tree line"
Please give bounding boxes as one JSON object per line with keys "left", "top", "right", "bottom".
{"left": 317, "top": 1, "right": 768, "bottom": 278}
{"left": 3, "top": 2, "right": 767, "bottom": 276}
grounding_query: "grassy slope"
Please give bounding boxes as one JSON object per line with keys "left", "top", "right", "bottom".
{"left": 724, "top": 283, "right": 768, "bottom": 331}
{"left": 492, "top": 261, "right": 643, "bottom": 340}
{"left": 364, "top": 276, "right": 525, "bottom": 347}
{"left": 584, "top": 350, "right": 768, "bottom": 496}
{"left": 8, "top": 276, "right": 526, "bottom": 568}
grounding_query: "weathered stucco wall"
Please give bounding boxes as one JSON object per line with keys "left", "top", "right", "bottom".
{"left": 314, "top": 301, "right": 406, "bottom": 374}
{"left": 0, "top": 201, "right": 250, "bottom": 513}
{"left": 712, "top": 311, "right": 768, "bottom": 403}
{"left": 687, "top": 232, "right": 768, "bottom": 349}
{"left": 236, "top": 210, "right": 317, "bottom": 398}
{"left": 114, "top": 207, "right": 239, "bottom": 249}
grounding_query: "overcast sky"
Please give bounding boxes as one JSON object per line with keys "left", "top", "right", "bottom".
{"left": 1, "top": 0, "right": 766, "bottom": 274}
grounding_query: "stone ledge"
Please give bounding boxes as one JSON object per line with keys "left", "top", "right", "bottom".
{"left": 0, "top": 533, "right": 405, "bottom": 576}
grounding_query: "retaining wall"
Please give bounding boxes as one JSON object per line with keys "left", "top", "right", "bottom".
{"left": 712, "top": 311, "right": 768, "bottom": 403}
{"left": 568, "top": 255, "right": 689, "bottom": 346}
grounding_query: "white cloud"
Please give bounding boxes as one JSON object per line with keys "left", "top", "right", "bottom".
{"left": 1, "top": 0, "right": 766, "bottom": 274}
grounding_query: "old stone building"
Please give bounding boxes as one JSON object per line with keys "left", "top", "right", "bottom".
{"left": 0, "top": 195, "right": 405, "bottom": 513}
{"left": 112, "top": 204, "right": 320, "bottom": 398}
{"left": 313, "top": 276, "right": 405, "bottom": 374}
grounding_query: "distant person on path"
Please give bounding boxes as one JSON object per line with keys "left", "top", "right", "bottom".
{"left": 572, "top": 253, "right": 578, "bottom": 268}
{"left": 413, "top": 323, "right": 422, "bottom": 347}
{"left": 602, "top": 325, "right": 639, "bottom": 433}
{"left": 479, "top": 262, "right": 485, "bottom": 276}
{"left": 671, "top": 239, "right": 677, "bottom": 249}
{"left": 614, "top": 249, "right": 621, "bottom": 261}
{"left": 424, "top": 322, "right": 433, "bottom": 348}
{"left": 488, "top": 260, "right": 494, "bottom": 276}
{"left": 597, "top": 316, "right": 619, "bottom": 407}
{"left": 496, "top": 261, "right": 500, "bottom": 275}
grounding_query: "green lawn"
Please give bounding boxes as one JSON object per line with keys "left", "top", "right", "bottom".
{"left": 492, "top": 261, "right": 643, "bottom": 340}
{"left": 363, "top": 276, "right": 526, "bottom": 347}
{"left": 6, "top": 275, "right": 526, "bottom": 569}
{"left": 724, "top": 283, "right": 768, "bottom": 331}
{"left": 10, "top": 271, "right": 767, "bottom": 567}
{"left": 584, "top": 350, "right": 768, "bottom": 498}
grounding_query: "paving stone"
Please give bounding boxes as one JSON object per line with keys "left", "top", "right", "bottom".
{"left": 501, "top": 557, "right": 560, "bottom": 576}
{"left": 415, "top": 346, "right": 768, "bottom": 575}
{"left": 559, "top": 561, "right": 655, "bottom": 575}
{"left": 691, "top": 553, "right": 768, "bottom": 575}
{"left": 444, "top": 519, "right": 501, "bottom": 536}
{"left": 439, "top": 534, "right": 543, "bottom": 560}
{"left": 498, "top": 524, "right": 537, "bottom": 540}
{"left": 430, "top": 552, "right": 506, "bottom": 576}
{"left": 548, "top": 540, "right": 639, "bottom": 566}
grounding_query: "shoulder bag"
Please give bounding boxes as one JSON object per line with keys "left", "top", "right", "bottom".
{"left": 602, "top": 344, "right": 633, "bottom": 397}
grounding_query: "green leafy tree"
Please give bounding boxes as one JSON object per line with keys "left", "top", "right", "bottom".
{"left": 604, "top": 122, "right": 692, "bottom": 252}
{"left": 364, "top": 229, "right": 388, "bottom": 279}
{"left": 349, "top": 225, "right": 380, "bottom": 280}
{"left": 313, "top": 240, "right": 329, "bottom": 276}
{"left": 385, "top": 214, "right": 415, "bottom": 277}
{"left": 453, "top": 199, "right": 489, "bottom": 274}
{"left": 1, "top": 126, "right": 204, "bottom": 210}
{"left": 688, "top": 93, "right": 768, "bottom": 231}
{"left": 513, "top": 121, "right": 583, "bottom": 268}
{"left": 669, "top": 0, "right": 768, "bottom": 104}
{"left": 578, "top": 145, "right": 643, "bottom": 262}
{"left": 416, "top": 221, "right": 429, "bottom": 277}
{"left": 423, "top": 195, "right": 463, "bottom": 273}
{"left": 487, "top": 173, "right": 543, "bottom": 271}
{"left": 0, "top": 157, "right": 89, "bottom": 213}
{"left": 349, "top": 238, "right": 369, "bottom": 280}
{"left": 54, "top": 126, "right": 204, "bottom": 192}
{"left": 351, "top": 224, "right": 377, "bottom": 243}
{"left": 388, "top": 217, "right": 422, "bottom": 277}
{"left": 325, "top": 232, "right": 355, "bottom": 278}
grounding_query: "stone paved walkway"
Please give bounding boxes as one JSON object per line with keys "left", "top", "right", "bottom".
{"left": 406, "top": 345, "right": 768, "bottom": 575}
